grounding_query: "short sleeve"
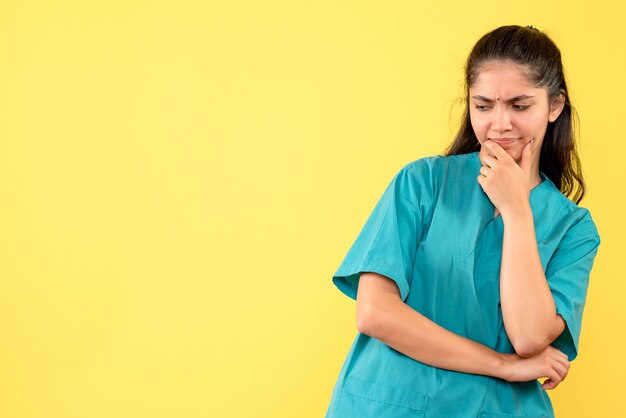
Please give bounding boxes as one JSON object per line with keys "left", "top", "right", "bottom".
{"left": 332, "top": 163, "right": 429, "bottom": 303}
{"left": 547, "top": 212, "right": 601, "bottom": 361}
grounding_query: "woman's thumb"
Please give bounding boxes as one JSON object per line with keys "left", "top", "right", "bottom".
{"left": 520, "top": 139, "right": 534, "bottom": 173}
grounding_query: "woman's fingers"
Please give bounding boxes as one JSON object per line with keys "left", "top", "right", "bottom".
{"left": 543, "top": 369, "right": 562, "bottom": 390}
{"left": 479, "top": 153, "right": 498, "bottom": 168}
{"left": 483, "top": 139, "right": 510, "bottom": 161}
{"left": 555, "top": 358, "right": 570, "bottom": 381}
{"left": 550, "top": 348, "right": 570, "bottom": 377}
{"left": 541, "top": 349, "right": 570, "bottom": 390}
{"left": 479, "top": 166, "right": 492, "bottom": 177}
{"left": 542, "top": 379, "right": 558, "bottom": 390}
{"left": 552, "top": 360, "right": 569, "bottom": 381}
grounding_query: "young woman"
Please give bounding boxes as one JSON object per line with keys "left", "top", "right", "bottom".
{"left": 325, "top": 25, "right": 601, "bottom": 418}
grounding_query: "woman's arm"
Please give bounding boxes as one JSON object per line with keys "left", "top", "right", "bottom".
{"left": 500, "top": 207, "right": 566, "bottom": 357}
{"left": 477, "top": 140, "right": 566, "bottom": 358}
{"left": 356, "top": 272, "right": 569, "bottom": 387}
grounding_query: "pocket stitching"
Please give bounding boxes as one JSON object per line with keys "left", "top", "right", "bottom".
{"left": 480, "top": 412, "right": 549, "bottom": 418}
{"left": 342, "top": 375, "right": 429, "bottom": 413}
{"left": 342, "top": 391, "right": 426, "bottom": 415}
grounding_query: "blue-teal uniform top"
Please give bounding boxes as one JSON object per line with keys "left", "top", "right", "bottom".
{"left": 325, "top": 152, "right": 601, "bottom": 418}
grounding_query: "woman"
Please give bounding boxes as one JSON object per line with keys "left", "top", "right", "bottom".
{"left": 325, "top": 25, "right": 601, "bottom": 418}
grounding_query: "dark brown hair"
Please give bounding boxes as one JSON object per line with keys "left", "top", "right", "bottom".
{"left": 444, "top": 25, "right": 586, "bottom": 203}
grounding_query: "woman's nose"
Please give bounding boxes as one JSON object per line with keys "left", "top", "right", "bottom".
{"left": 491, "top": 106, "right": 513, "bottom": 131}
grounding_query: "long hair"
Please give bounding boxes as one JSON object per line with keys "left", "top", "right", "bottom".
{"left": 444, "top": 25, "right": 586, "bottom": 204}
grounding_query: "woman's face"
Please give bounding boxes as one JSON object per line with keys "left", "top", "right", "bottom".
{"left": 469, "top": 60, "right": 564, "bottom": 165}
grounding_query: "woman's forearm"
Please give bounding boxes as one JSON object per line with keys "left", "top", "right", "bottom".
{"left": 500, "top": 205, "right": 564, "bottom": 356}
{"left": 358, "top": 291, "right": 512, "bottom": 380}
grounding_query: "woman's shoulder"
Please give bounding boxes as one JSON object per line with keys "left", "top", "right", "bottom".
{"left": 385, "top": 152, "right": 479, "bottom": 201}
{"left": 541, "top": 179, "right": 600, "bottom": 242}
{"left": 399, "top": 152, "right": 478, "bottom": 178}
{"left": 556, "top": 199, "right": 599, "bottom": 240}
{"left": 402, "top": 151, "right": 477, "bottom": 167}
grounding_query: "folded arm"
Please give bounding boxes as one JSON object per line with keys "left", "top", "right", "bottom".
{"left": 356, "top": 272, "right": 511, "bottom": 378}
{"left": 356, "top": 272, "right": 570, "bottom": 388}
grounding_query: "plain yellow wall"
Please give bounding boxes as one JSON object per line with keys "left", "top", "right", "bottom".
{"left": 0, "top": 1, "right": 623, "bottom": 417}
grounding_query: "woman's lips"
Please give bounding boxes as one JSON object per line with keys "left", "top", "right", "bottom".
{"left": 490, "top": 138, "right": 519, "bottom": 146}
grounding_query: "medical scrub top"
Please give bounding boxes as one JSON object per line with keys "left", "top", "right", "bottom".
{"left": 325, "top": 151, "right": 601, "bottom": 418}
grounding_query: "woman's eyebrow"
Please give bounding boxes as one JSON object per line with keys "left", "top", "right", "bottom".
{"left": 471, "top": 94, "right": 535, "bottom": 102}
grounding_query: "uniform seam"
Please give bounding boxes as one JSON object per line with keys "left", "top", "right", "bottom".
{"left": 555, "top": 231, "right": 600, "bottom": 250}
{"left": 537, "top": 200, "right": 567, "bottom": 244}
{"left": 402, "top": 162, "right": 431, "bottom": 243}
{"left": 450, "top": 159, "right": 461, "bottom": 267}
{"left": 342, "top": 375, "right": 430, "bottom": 412}
{"left": 341, "top": 391, "right": 428, "bottom": 413}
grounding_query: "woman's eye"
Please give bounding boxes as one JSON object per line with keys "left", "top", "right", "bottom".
{"left": 474, "top": 105, "right": 489, "bottom": 111}
{"left": 513, "top": 104, "right": 530, "bottom": 111}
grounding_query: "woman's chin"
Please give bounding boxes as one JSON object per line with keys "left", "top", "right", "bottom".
{"left": 510, "top": 151, "right": 523, "bottom": 165}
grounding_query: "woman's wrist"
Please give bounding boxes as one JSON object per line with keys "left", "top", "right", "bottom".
{"left": 500, "top": 201, "right": 533, "bottom": 223}
{"left": 493, "top": 352, "right": 516, "bottom": 381}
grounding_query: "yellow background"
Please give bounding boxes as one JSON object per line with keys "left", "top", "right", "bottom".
{"left": 0, "top": 1, "right": 622, "bottom": 417}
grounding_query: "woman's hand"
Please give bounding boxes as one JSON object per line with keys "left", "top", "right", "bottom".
{"left": 501, "top": 345, "right": 570, "bottom": 390}
{"left": 477, "top": 139, "right": 535, "bottom": 217}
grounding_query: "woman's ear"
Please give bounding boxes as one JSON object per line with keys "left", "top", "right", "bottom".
{"left": 548, "top": 89, "right": 566, "bottom": 122}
